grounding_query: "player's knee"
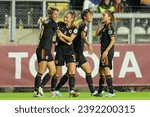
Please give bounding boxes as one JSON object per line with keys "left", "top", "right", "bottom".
{"left": 68, "top": 74, "right": 75, "bottom": 78}
{"left": 49, "top": 72, "right": 55, "bottom": 77}
{"left": 68, "top": 70, "right": 75, "bottom": 75}
{"left": 37, "top": 72, "right": 43, "bottom": 77}
{"left": 86, "top": 72, "right": 91, "bottom": 76}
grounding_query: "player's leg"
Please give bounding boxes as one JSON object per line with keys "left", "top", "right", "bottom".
{"left": 67, "top": 62, "right": 79, "bottom": 97}
{"left": 104, "top": 67, "right": 115, "bottom": 97}
{"left": 55, "top": 72, "right": 69, "bottom": 92}
{"left": 40, "top": 52, "right": 55, "bottom": 88}
{"left": 51, "top": 65, "right": 62, "bottom": 96}
{"left": 97, "top": 68, "right": 105, "bottom": 96}
{"left": 34, "top": 61, "right": 47, "bottom": 97}
{"left": 103, "top": 53, "right": 115, "bottom": 97}
{"left": 81, "top": 62, "right": 95, "bottom": 94}
{"left": 34, "top": 48, "right": 47, "bottom": 97}
{"left": 51, "top": 49, "right": 64, "bottom": 96}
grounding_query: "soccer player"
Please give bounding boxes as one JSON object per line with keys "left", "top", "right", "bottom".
{"left": 51, "top": 10, "right": 78, "bottom": 97}
{"left": 55, "top": 9, "right": 97, "bottom": 96}
{"left": 94, "top": 10, "right": 116, "bottom": 97}
{"left": 33, "top": 7, "right": 59, "bottom": 97}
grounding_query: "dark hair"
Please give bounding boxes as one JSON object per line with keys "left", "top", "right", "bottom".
{"left": 81, "top": 9, "right": 93, "bottom": 20}
{"left": 47, "top": 7, "right": 59, "bottom": 15}
{"left": 105, "top": 10, "right": 116, "bottom": 23}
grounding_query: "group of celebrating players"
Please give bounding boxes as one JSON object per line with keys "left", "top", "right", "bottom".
{"left": 33, "top": 7, "right": 116, "bottom": 98}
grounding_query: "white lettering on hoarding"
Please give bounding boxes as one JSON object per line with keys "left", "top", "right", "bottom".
{"left": 29, "top": 53, "right": 37, "bottom": 77}
{"left": 119, "top": 52, "right": 142, "bottom": 78}
{"left": 8, "top": 52, "right": 28, "bottom": 79}
{"left": 8, "top": 51, "right": 142, "bottom": 80}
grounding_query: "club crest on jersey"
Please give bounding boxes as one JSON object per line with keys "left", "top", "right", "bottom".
{"left": 108, "top": 30, "right": 113, "bottom": 35}
{"left": 73, "top": 29, "right": 78, "bottom": 34}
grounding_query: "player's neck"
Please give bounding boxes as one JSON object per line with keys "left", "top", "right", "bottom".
{"left": 106, "top": 21, "right": 111, "bottom": 25}
{"left": 66, "top": 23, "right": 72, "bottom": 28}
{"left": 84, "top": 20, "right": 90, "bottom": 26}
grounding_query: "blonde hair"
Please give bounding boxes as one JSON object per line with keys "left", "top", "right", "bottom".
{"left": 105, "top": 10, "right": 116, "bottom": 23}
{"left": 64, "top": 10, "right": 76, "bottom": 23}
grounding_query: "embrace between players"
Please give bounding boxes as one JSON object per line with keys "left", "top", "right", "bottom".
{"left": 34, "top": 7, "right": 116, "bottom": 98}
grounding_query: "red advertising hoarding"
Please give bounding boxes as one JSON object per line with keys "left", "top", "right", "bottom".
{"left": 0, "top": 44, "right": 150, "bottom": 87}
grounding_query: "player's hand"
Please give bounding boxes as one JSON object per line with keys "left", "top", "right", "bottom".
{"left": 56, "top": 30, "right": 63, "bottom": 37}
{"left": 67, "top": 42, "right": 72, "bottom": 45}
{"left": 102, "top": 51, "right": 108, "bottom": 59}
{"left": 38, "top": 17, "right": 44, "bottom": 24}
{"left": 102, "top": 51, "right": 108, "bottom": 64}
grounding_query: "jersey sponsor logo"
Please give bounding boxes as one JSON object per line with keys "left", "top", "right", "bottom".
{"left": 108, "top": 30, "right": 113, "bottom": 35}
{"left": 73, "top": 29, "right": 78, "bottom": 34}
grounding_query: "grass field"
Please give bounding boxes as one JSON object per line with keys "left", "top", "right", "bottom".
{"left": 0, "top": 92, "right": 150, "bottom": 100}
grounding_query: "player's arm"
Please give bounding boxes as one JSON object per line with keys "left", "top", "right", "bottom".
{"left": 56, "top": 30, "right": 72, "bottom": 45}
{"left": 81, "top": 30, "right": 93, "bottom": 54}
{"left": 39, "top": 25, "right": 44, "bottom": 40}
{"left": 59, "top": 36, "right": 72, "bottom": 45}
{"left": 38, "top": 17, "right": 45, "bottom": 24}
{"left": 95, "top": 24, "right": 103, "bottom": 36}
{"left": 57, "top": 28, "right": 77, "bottom": 42}
{"left": 102, "top": 36, "right": 115, "bottom": 59}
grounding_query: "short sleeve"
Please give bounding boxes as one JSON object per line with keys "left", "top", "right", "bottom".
{"left": 73, "top": 28, "right": 78, "bottom": 35}
{"left": 108, "top": 26, "right": 115, "bottom": 36}
{"left": 83, "top": 26, "right": 88, "bottom": 33}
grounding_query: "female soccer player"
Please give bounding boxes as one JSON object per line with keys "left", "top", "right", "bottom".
{"left": 33, "top": 7, "right": 59, "bottom": 97}
{"left": 95, "top": 10, "right": 116, "bottom": 97}
{"left": 55, "top": 9, "right": 97, "bottom": 96}
{"left": 51, "top": 10, "right": 78, "bottom": 97}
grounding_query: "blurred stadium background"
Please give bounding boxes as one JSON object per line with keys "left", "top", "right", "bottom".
{"left": 0, "top": 0, "right": 150, "bottom": 93}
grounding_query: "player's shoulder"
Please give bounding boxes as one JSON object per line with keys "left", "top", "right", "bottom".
{"left": 71, "top": 24, "right": 78, "bottom": 30}
{"left": 58, "top": 21, "right": 65, "bottom": 26}
{"left": 78, "top": 21, "right": 86, "bottom": 28}
{"left": 107, "top": 23, "right": 115, "bottom": 30}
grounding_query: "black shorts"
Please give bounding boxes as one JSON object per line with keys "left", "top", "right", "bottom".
{"left": 36, "top": 48, "right": 53, "bottom": 63}
{"left": 76, "top": 54, "right": 87, "bottom": 67}
{"left": 55, "top": 46, "right": 76, "bottom": 66}
{"left": 99, "top": 50, "right": 114, "bottom": 70}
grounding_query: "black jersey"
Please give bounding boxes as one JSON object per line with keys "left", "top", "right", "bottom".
{"left": 56, "top": 21, "right": 78, "bottom": 54}
{"left": 73, "top": 22, "right": 88, "bottom": 55}
{"left": 38, "top": 18, "right": 57, "bottom": 51}
{"left": 100, "top": 23, "right": 115, "bottom": 52}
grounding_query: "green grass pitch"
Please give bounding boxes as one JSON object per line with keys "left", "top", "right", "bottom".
{"left": 0, "top": 92, "right": 150, "bottom": 100}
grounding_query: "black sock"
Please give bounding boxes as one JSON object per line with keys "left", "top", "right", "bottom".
{"left": 106, "top": 75, "right": 114, "bottom": 94}
{"left": 41, "top": 73, "right": 51, "bottom": 88}
{"left": 34, "top": 73, "right": 42, "bottom": 92}
{"left": 98, "top": 75, "right": 105, "bottom": 93}
{"left": 55, "top": 74, "right": 69, "bottom": 91}
{"left": 51, "top": 76, "right": 58, "bottom": 91}
{"left": 69, "top": 74, "right": 75, "bottom": 91}
{"left": 86, "top": 73, "right": 95, "bottom": 93}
